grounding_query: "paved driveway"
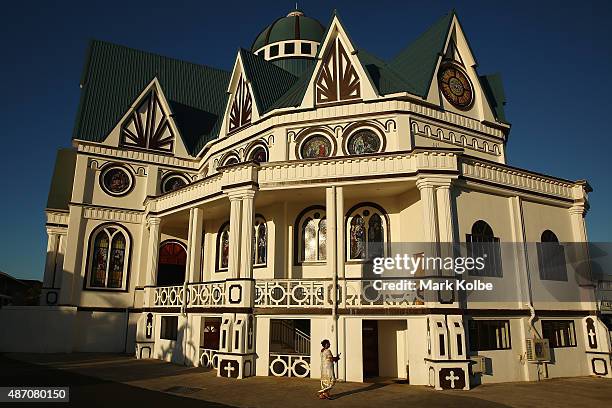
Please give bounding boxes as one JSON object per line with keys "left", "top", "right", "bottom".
{"left": 2, "top": 353, "right": 611, "bottom": 408}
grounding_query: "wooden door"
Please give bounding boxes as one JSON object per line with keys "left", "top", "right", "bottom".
{"left": 362, "top": 320, "right": 379, "bottom": 378}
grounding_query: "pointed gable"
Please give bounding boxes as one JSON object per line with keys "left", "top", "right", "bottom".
{"left": 228, "top": 75, "right": 253, "bottom": 133}
{"left": 120, "top": 87, "right": 175, "bottom": 153}
{"left": 303, "top": 12, "right": 378, "bottom": 107}
{"left": 316, "top": 37, "right": 361, "bottom": 103}
{"left": 72, "top": 40, "right": 230, "bottom": 155}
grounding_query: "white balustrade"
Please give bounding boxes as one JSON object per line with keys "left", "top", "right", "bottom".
{"left": 153, "top": 282, "right": 225, "bottom": 307}
{"left": 199, "top": 348, "right": 219, "bottom": 369}
{"left": 343, "top": 279, "right": 425, "bottom": 307}
{"left": 255, "top": 280, "right": 330, "bottom": 308}
{"left": 269, "top": 353, "right": 311, "bottom": 378}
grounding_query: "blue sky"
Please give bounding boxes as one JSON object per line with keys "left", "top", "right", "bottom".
{"left": 0, "top": 0, "right": 610, "bottom": 280}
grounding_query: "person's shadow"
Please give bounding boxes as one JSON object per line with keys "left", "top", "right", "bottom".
{"left": 331, "top": 382, "right": 391, "bottom": 400}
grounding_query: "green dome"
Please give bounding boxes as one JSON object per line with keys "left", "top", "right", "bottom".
{"left": 251, "top": 10, "right": 325, "bottom": 52}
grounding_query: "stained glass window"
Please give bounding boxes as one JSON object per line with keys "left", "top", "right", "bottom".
{"left": 101, "top": 167, "right": 132, "bottom": 196}
{"left": 303, "top": 218, "right": 317, "bottom": 261}
{"left": 346, "top": 205, "right": 387, "bottom": 261}
{"left": 108, "top": 234, "right": 126, "bottom": 288}
{"left": 350, "top": 216, "right": 366, "bottom": 259}
{"left": 297, "top": 209, "right": 328, "bottom": 263}
{"left": 161, "top": 175, "right": 187, "bottom": 193}
{"left": 218, "top": 223, "right": 230, "bottom": 270}
{"left": 91, "top": 233, "right": 109, "bottom": 287}
{"left": 223, "top": 155, "right": 239, "bottom": 166}
{"left": 249, "top": 145, "right": 268, "bottom": 163}
{"left": 253, "top": 217, "right": 267, "bottom": 266}
{"left": 88, "top": 225, "right": 129, "bottom": 289}
{"left": 318, "top": 218, "right": 327, "bottom": 261}
{"left": 300, "top": 135, "right": 332, "bottom": 159}
{"left": 347, "top": 130, "right": 382, "bottom": 155}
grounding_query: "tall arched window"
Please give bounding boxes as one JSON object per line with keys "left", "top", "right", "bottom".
{"left": 537, "top": 230, "right": 568, "bottom": 281}
{"left": 296, "top": 207, "right": 327, "bottom": 263}
{"left": 466, "top": 220, "right": 502, "bottom": 277}
{"left": 217, "top": 222, "right": 230, "bottom": 271}
{"left": 87, "top": 224, "right": 130, "bottom": 290}
{"left": 253, "top": 215, "right": 267, "bottom": 266}
{"left": 346, "top": 204, "right": 388, "bottom": 261}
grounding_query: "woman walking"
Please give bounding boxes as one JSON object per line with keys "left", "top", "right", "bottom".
{"left": 318, "top": 339, "right": 340, "bottom": 400}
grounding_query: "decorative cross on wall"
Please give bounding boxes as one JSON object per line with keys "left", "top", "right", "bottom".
{"left": 445, "top": 370, "right": 460, "bottom": 389}
{"left": 588, "top": 329, "right": 596, "bottom": 345}
{"left": 224, "top": 361, "right": 236, "bottom": 377}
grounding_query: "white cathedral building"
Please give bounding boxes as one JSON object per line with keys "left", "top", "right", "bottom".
{"left": 2, "top": 9, "right": 611, "bottom": 390}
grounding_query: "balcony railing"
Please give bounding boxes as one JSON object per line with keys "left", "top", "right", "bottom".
{"left": 152, "top": 279, "right": 426, "bottom": 308}
{"left": 153, "top": 281, "right": 226, "bottom": 307}
{"left": 254, "top": 280, "right": 331, "bottom": 308}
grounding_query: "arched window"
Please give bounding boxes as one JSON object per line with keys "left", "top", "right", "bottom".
{"left": 161, "top": 173, "right": 189, "bottom": 194}
{"left": 221, "top": 153, "right": 240, "bottom": 166}
{"left": 296, "top": 207, "right": 327, "bottom": 263}
{"left": 217, "top": 222, "right": 230, "bottom": 271}
{"left": 87, "top": 225, "right": 130, "bottom": 290}
{"left": 157, "top": 241, "right": 187, "bottom": 286}
{"left": 253, "top": 215, "right": 267, "bottom": 266}
{"left": 248, "top": 144, "right": 268, "bottom": 163}
{"left": 466, "top": 220, "right": 502, "bottom": 277}
{"left": 537, "top": 230, "right": 568, "bottom": 281}
{"left": 346, "top": 204, "right": 388, "bottom": 261}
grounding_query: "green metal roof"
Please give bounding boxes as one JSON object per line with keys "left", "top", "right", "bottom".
{"left": 252, "top": 11, "right": 325, "bottom": 51}
{"left": 479, "top": 74, "right": 507, "bottom": 123}
{"left": 47, "top": 148, "right": 76, "bottom": 211}
{"left": 388, "top": 11, "right": 454, "bottom": 97}
{"left": 72, "top": 40, "right": 231, "bottom": 155}
{"left": 239, "top": 49, "right": 299, "bottom": 113}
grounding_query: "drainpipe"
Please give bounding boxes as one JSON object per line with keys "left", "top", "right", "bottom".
{"left": 516, "top": 197, "right": 544, "bottom": 380}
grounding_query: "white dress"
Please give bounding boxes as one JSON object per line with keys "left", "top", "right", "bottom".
{"left": 319, "top": 348, "right": 336, "bottom": 393}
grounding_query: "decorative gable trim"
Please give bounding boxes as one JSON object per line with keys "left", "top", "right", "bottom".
{"left": 426, "top": 14, "right": 498, "bottom": 123}
{"left": 228, "top": 76, "right": 253, "bottom": 133}
{"left": 222, "top": 52, "right": 260, "bottom": 137}
{"left": 302, "top": 13, "right": 378, "bottom": 108}
{"left": 315, "top": 37, "right": 361, "bottom": 104}
{"left": 102, "top": 78, "right": 190, "bottom": 157}
{"left": 120, "top": 88, "right": 175, "bottom": 153}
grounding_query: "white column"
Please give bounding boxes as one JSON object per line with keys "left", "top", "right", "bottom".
{"left": 43, "top": 231, "right": 60, "bottom": 288}
{"left": 326, "top": 186, "right": 338, "bottom": 278}
{"left": 435, "top": 181, "right": 455, "bottom": 244}
{"left": 187, "top": 207, "right": 204, "bottom": 282}
{"left": 416, "top": 178, "right": 439, "bottom": 248}
{"left": 336, "top": 186, "right": 345, "bottom": 279}
{"left": 228, "top": 194, "right": 243, "bottom": 279}
{"left": 569, "top": 205, "right": 588, "bottom": 243}
{"left": 239, "top": 191, "right": 256, "bottom": 279}
{"left": 146, "top": 217, "right": 161, "bottom": 286}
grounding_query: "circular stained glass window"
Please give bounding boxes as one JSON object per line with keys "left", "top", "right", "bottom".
{"left": 101, "top": 167, "right": 132, "bottom": 196}
{"left": 300, "top": 135, "right": 332, "bottom": 159}
{"left": 347, "top": 129, "right": 382, "bottom": 155}
{"left": 249, "top": 146, "right": 268, "bottom": 163}
{"left": 161, "top": 175, "right": 188, "bottom": 194}
{"left": 438, "top": 65, "right": 474, "bottom": 109}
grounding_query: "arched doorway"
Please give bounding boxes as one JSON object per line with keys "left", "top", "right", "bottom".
{"left": 157, "top": 241, "right": 187, "bottom": 286}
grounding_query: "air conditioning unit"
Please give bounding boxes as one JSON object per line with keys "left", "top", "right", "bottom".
{"left": 525, "top": 338, "right": 551, "bottom": 362}
{"left": 471, "top": 355, "right": 486, "bottom": 374}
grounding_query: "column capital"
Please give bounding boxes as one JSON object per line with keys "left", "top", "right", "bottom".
{"left": 569, "top": 204, "right": 588, "bottom": 217}
{"left": 147, "top": 216, "right": 161, "bottom": 228}
{"left": 226, "top": 188, "right": 257, "bottom": 201}
{"left": 416, "top": 176, "right": 454, "bottom": 190}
